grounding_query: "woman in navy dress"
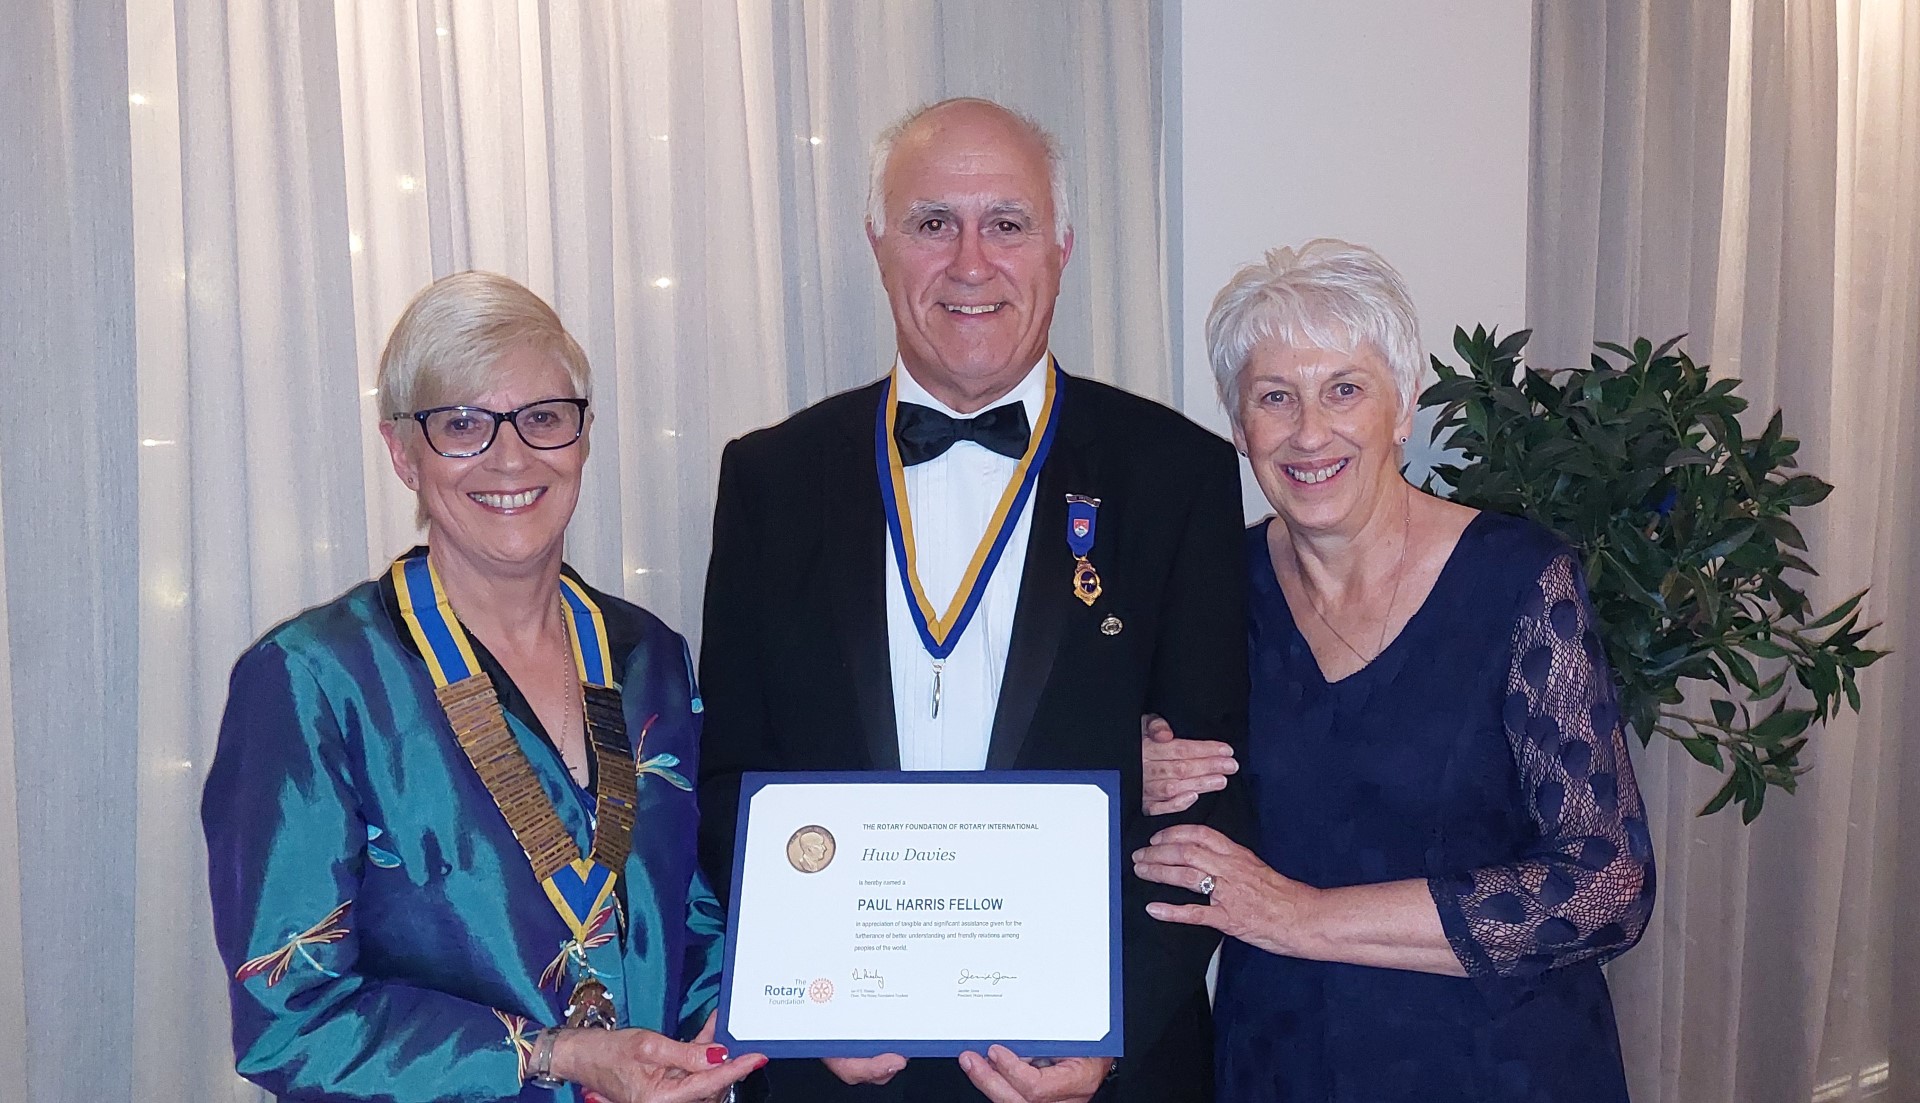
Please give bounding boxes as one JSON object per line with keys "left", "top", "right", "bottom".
{"left": 1135, "top": 240, "right": 1655, "bottom": 1101}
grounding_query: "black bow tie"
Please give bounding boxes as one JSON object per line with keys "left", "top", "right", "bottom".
{"left": 893, "top": 401, "right": 1032, "bottom": 465}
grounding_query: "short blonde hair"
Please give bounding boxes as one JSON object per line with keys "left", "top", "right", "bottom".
{"left": 1205, "top": 239, "right": 1422, "bottom": 428}
{"left": 375, "top": 271, "right": 591, "bottom": 420}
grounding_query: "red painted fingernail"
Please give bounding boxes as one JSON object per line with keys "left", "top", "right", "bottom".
{"left": 753, "top": 1055, "right": 770, "bottom": 1070}
{"left": 707, "top": 1045, "right": 729, "bottom": 1065}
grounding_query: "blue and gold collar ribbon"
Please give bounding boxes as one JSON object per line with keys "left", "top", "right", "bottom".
{"left": 559, "top": 573, "right": 614, "bottom": 687}
{"left": 875, "top": 361, "right": 1060, "bottom": 661}
{"left": 389, "top": 552, "right": 635, "bottom": 948}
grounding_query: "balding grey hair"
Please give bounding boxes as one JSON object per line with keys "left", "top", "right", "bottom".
{"left": 1205, "top": 239, "right": 1423, "bottom": 429}
{"left": 864, "top": 97, "right": 1073, "bottom": 247}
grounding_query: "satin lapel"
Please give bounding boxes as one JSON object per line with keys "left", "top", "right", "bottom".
{"left": 987, "top": 373, "right": 1096, "bottom": 769}
{"left": 825, "top": 386, "right": 901, "bottom": 770}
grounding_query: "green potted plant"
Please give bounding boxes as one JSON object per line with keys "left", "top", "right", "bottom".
{"left": 1420, "top": 327, "right": 1886, "bottom": 821}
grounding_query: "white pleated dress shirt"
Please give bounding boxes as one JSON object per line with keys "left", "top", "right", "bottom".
{"left": 884, "top": 354, "right": 1050, "bottom": 771}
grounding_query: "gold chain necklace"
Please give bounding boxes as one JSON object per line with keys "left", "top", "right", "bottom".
{"left": 555, "top": 599, "right": 587, "bottom": 784}
{"left": 1298, "top": 484, "right": 1413, "bottom": 664}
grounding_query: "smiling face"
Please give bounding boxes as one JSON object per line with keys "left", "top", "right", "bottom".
{"left": 1234, "top": 340, "right": 1413, "bottom": 537}
{"left": 868, "top": 102, "right": 1072, "bottom": 412}
{"left": 380, "top": 342, "right": 590, "bottom": 576}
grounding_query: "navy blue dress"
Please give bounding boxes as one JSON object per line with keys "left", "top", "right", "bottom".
{"left": 1215, "top": 512, "right": 1655, "bottom": 1102}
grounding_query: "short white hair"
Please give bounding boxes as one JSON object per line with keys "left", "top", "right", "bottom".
{"left": 1204, "top": 239, "right": 1422, "bottom": 428}
{"left": 376, "top": 272, "right": 592, "bottom": 528}
{"left": 864, "top": 97, "right": 1072, "bottom": 247}
{"left": 376, "top": 270, "right": 591, "bottom": 420}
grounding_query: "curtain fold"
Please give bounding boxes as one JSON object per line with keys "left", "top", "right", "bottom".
{"left": 1, "top": 1, "right": 142, "bottom": 1099}
{"left": 1530, "top": 3, "right": 1920, "bottom": 1101}
{"left": 2, "top": 3, "right": 1168, "bottom": 1099}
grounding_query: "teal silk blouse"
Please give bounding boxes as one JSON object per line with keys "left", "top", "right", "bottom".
{"left": 202, "top": 561, "right": 722, "bottom": 1101}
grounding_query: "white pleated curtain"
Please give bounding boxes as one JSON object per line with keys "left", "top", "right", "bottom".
{"left": 1530, "top": 3, "right": 1920, "bottom": 1101}
{"left": 1, "top": 2, "right": 1169, "bottom": 1099}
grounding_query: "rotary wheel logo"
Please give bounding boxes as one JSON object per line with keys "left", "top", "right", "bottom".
{"left": 808, "top": 977, "right": 835, "bottom": 1004}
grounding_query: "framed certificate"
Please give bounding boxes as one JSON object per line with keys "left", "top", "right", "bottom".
{"left": 715, "top": 771, "right": 1123, "bottom": 1058}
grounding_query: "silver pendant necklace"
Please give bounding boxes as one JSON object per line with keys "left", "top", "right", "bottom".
{"left": 1298, "top": 484, "right": 1413, "bottom": 665}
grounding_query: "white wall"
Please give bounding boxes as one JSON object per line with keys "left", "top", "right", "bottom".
{"left": 1172, "top": 0, "right": 1533, "bottom": 513}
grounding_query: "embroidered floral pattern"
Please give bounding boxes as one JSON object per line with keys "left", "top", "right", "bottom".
{"left": 632, "top": 714, "right": 692, "bottom": 791}
{"left": 540, "top": 904, "right": 618, "bottom": 990}
{"left": 494, "top": 1009, "right": 537, "bottom": 1081}
{"left": 234, "top": 900, "right": 351, "bottom": 987}
{"left": 366, "top": 824, "right": 402, "bottom": 869}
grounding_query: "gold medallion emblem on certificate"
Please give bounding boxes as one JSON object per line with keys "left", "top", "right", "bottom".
{"left": 786, "top": 825, "right": 836, "bottom": 873}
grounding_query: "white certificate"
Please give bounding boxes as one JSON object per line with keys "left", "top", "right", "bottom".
{"left": 716, "top": 771, "right": 1122, "bottom": 1058}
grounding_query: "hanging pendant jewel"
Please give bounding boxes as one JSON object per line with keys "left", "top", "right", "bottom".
{"left": 1072, "top": 557, "right": 1103, "bottom": 606}
{"left": 564, "top": 976, "right": 617, "bottom": 1029}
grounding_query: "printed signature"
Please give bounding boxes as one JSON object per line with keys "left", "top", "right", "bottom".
{"left": 957, "top": 969, "right": 1017, "bottom": 985}
{"left": 852, "top": 968, "right": 885, "bottom": 990}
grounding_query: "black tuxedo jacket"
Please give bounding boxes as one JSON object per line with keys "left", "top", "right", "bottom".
{"left": 697, "top": 368, "right": 1249, "bottom": 1103}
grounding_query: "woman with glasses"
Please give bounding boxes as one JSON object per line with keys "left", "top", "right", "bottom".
{"left": 203, "top": 272, "right": 763, "bottom": 1103}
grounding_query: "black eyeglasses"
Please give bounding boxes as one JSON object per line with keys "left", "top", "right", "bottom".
{"left": 391, "top": 397, "right": 590, "bottom": 458}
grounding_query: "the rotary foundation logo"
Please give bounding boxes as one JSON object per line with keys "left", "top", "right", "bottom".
{"left": 808, "top": 977, "right": 835, "bottom": 1004}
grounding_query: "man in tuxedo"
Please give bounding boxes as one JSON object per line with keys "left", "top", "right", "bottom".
{"left": 697, "top": 97, "right": 1247, "bottom": 1103}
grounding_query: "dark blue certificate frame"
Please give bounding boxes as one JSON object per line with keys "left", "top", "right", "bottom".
{"left": 715, "top": 769, "right": 1124, "bottom": 1058}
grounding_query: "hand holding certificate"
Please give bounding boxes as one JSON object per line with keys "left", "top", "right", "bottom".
{"left": 717, "top": 772, "right": 1123, "bottom": 1060}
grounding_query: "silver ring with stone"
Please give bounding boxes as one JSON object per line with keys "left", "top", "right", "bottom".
{"left": 1197, "top": 873, "right": 1216, "bottom": 896}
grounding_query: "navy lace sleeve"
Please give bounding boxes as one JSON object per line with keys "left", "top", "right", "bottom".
{"left": 1428, "top": 553, "right": 1656, "bottom": 980}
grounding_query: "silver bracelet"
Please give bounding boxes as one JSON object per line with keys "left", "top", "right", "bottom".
{"left": 528, "top": 1027, "right": 565, "bottom": 1089}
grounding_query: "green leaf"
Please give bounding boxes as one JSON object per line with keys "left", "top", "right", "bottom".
{"left": 1700, "top": 776, "right": 1739, "bottom": 816}
{"left": 1599, "top": 551, "right": 1667, "bottom": 611}
{"left": 1492, "top": 387, "right": 1535, "bottom": 416}
{"left": 1844, "top": 648, "right": 1890, "bottom": 669}
{"left": 1777, "top": 551, "right": 1819, "bottom": 577}
{"left": 1803, "top": 591, "right": 1866, "bottom": 631}
{"left": 1751, "top": 706, "right": 1815, "bottom": 745}
{"left": 1750, "top": 667, "right": 1788, "bottom": 700}
{"left": 1494, "top": 328, "right": 1533, "bottom": 359}
{"left": 1700, "top": 522, "right": 1760, "bottom": 563}
{"left": 1758, "top": 516, "right": 1807, "bottom": 551}
{"left": 1680, "top": 735, "right": 1724, "bottom": 770}
{"left": 1778, "top": 474, "right": 1833, "bottom": 507}
{"left": 1721, "top": 647, "right": 1762, "bottom": 692}
{"left": 1423, "top": 330, "right": 1885, "bottom": 823}
{"left": 1421, "top": 376, "right": 1482, "bottom": 406}
{"left": 1465, "top": 399, "right": 1489, "bottom": 441}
